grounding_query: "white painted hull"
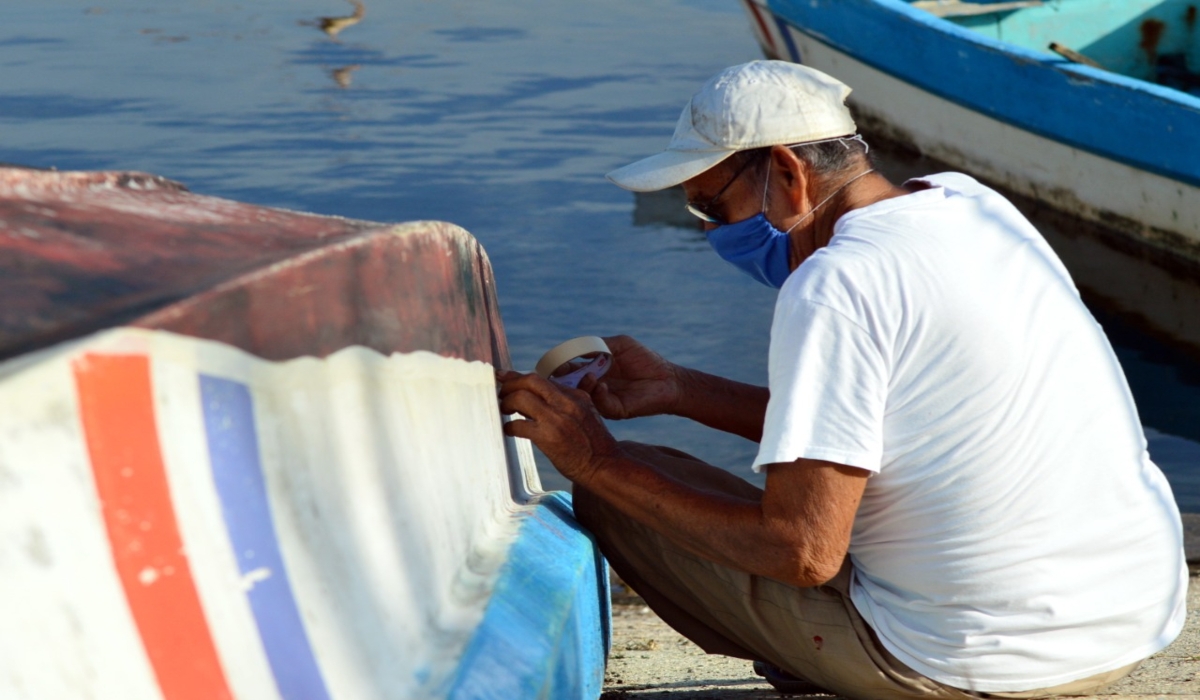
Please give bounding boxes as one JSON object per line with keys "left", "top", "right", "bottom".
{"left": 0, "top": 328, "right": 608, "bottom": 699}
{"left": 745, "top": 3, "right": 1200, "bottom": 261}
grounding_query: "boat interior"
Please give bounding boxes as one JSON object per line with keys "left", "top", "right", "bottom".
{"left": 911, "top": 0, "right": 1200, "bottom": 93}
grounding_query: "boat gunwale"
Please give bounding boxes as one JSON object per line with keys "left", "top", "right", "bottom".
{"left": 886, "top": 0, "right": 1200, "bottom": 104}
{"left": 761, "top": 0, "right": 1200, "bottom": 188}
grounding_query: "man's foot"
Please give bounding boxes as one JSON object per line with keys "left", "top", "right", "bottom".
{"left": 753, "top": 660, "right": 829, "bottom": 694}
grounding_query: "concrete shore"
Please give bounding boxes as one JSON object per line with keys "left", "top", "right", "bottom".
{"left": 601, "top": 575, "right": 1200, "bottom": 699}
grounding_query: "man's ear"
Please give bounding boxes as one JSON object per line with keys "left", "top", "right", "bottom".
{"left": 772, "top": 145, "right": 810, "bottom": 210}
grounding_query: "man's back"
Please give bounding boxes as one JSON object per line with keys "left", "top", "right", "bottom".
{"left": 757, "top": 172, "right": 1187, "bottom": 691}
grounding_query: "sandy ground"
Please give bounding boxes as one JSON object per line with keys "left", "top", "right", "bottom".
{"left": 600, "top": 575, "right": 1200, "bottom": 699}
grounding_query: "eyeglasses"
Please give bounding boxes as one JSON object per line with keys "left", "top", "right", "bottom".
{"left": 684, "top": 154, "right": 760, "bottom": 225}
{"left": 684, "top": 136, "right": 870, "bottom": 225}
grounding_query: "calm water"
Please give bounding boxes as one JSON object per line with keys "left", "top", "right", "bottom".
{"left": 6, "top": 1, "right": 1200, "bottom": 503}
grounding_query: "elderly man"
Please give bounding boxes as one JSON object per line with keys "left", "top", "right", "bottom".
{"left": 497, "top": 61, "right": 1185, "bottom": 699}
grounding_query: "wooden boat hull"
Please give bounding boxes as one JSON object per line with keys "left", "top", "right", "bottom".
{"left": 0, "top": 169, "right": 608, "bottom": 699}
{"left": 740, "top": 0, "right": 1200, "bottom": 264}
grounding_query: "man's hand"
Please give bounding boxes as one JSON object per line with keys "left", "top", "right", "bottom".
{"left": 497, "top": 370, "right": 621, "bottom": 485}
{"left": 580, "top": 334, "right": 769, "bottom": 442}
{"left": 582, "top": 335, "right": 683, "bottom": 420}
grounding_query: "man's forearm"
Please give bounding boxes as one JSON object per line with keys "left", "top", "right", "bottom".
{"left": 582, "top": 452, "right": 829, "bottom": 586}
{"left": 672, "top": 367, "right": 769, "bottom": 442}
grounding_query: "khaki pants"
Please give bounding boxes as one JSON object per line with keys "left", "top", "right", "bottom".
{"left": 574, "top": 442, "right": 1140, "bottom": 700}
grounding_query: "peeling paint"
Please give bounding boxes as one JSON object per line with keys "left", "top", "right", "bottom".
{"left": 239, "top": 566, "right": 272, "bottom": 592}
{"left": 137, "top": 566, "right": 158, "bottom": 586}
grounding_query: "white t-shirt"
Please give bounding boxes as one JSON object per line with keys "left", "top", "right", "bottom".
{"left": 754, "top": 172, "right": 1187, "bottom": 693}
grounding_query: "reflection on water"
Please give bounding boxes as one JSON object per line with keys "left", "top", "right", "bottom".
{"left": 330, "top": 64, "right": 360, "bottom": 89}
{"left": 1147, "top": 430, "right": 1200, "bottom": 512}
{"left": 3, "top": 0, "right": 1198, "bottom": 504}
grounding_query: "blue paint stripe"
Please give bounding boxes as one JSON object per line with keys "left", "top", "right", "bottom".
{"left": 447, "top": 492, "right": 608, "bottom": 700}
{"left": 766, "top": 0, "right": 1200, "bottom": 188}
{"left": 199, "top": 375, "right": 332, "bottom": 700}
{"left": 772, "top": 14, "right": 801, "bottom": 64}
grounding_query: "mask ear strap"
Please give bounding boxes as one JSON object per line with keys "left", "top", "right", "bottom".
{"left": 782, "top": 167, "right": 875, "bottom": 235}
{"left": 761, "top": 155, "right": 772, "bottom": 212}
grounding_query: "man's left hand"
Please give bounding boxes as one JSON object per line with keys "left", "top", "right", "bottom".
{"left": 497, "top": 370, "right": 621, "bottom": 485}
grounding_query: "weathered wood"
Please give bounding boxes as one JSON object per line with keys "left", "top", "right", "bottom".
{"left": 1049, "top": 41, "right": 1107, "bottom": 70}
{"left": 133, "top": 223, "right": 509, "bottom": 366}
{"left": 0, "top": 167, "right": 510, "bottom": 367}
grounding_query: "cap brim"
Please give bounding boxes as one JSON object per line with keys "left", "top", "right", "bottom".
{"left": 606, "top": 148, "right": 735, "bottom": 192}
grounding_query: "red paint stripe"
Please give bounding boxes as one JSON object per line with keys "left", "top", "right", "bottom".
{"left": 73, "top": 353, "right": 233, "bottom": 700}
{"left": 744, "top": 0, "right": 779, "bottom": 54}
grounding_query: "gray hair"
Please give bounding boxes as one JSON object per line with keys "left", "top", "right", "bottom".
{"left": 790, "top": 134, "right": 871, "bottom": 175}
{"left": 730, "top": 134, "right": 872, "bottom": 184}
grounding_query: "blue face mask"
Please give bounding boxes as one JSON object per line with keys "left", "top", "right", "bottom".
{"left": 705, "top": 213, "right": 794, "bottom": 289}
{"left": 705, "top": 163, "right": 875, "bottom": 289}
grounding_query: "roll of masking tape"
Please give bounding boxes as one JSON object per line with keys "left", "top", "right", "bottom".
{"left": 535, "top": 336, "right": 612, "bottom": 389}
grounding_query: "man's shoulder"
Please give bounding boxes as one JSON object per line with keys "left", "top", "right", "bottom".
{"left": 785, "top": 245, "right": 870, "bottom": 299}
{"left": 788, "top": 200, "right": 921, "bottom": 298}
{"left": 779, "top": 243, "right": 894, "bottom": 332}
{"left": 903, "top": 171, "right": 987, "bottom": 195}
{"left": 780, "top": 170, "right": 1023, "bottom": 324}
{"left": 841, "top": 171, "right": 1004, "bottom": 225}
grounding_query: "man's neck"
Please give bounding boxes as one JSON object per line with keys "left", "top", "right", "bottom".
{"left": 792, "top": 171, "right": 912, "bottom": 270}
{"left": 803, "top": 172, "right": 906, "bottom": 255}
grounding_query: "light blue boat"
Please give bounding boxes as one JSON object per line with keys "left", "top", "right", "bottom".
{"left": 739, "top": 0, "right": 1200, "bottom": 263}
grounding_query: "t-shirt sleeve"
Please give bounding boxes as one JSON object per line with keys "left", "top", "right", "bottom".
{"left": 752, "top": 295, "right": 888, "bottom": 473}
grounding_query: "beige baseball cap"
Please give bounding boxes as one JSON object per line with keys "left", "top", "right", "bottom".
{"left": 606, "top": 60, "right": 857, "bottom": 192}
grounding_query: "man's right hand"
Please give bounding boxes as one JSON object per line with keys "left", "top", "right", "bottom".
{"left": 581, "top": 335, "right": 684, "bottom": 420}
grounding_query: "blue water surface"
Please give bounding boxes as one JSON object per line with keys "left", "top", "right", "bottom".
{"left": 5, "top": 0, "right": 1199, "bottom": 500}
{"left": 2, "top": 0, "right": 773, "bottom": 488}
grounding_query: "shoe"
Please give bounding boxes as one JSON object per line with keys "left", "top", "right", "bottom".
{"left": 753, "top": 660, "right": 828, "bottom": 694}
